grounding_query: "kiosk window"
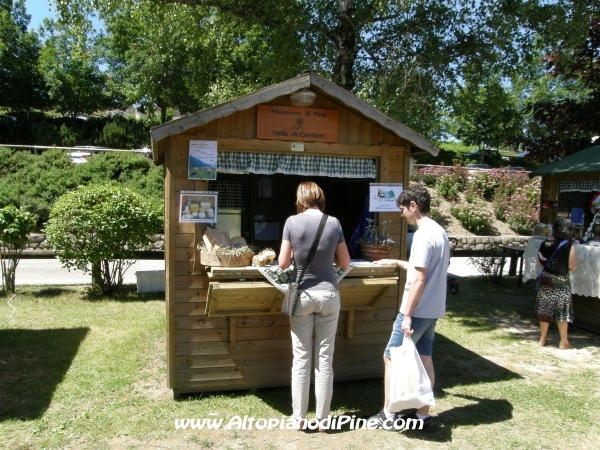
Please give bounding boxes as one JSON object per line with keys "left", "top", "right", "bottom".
{"left": 255, "top": 222, "right": 279, "bottom": 241}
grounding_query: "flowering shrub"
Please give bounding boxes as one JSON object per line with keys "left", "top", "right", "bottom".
{"left": 412, "top": 165, "right": 453, "bottom": 186}
{"left": 412, "top": 166, "right": 541, "bottom": 236}
{"left": 492, "top": 177, "right": 540, "bottom": 234}
{"left": 505, "top": 183, "right": 540, "bottom": 234}
{"left": 450, "top": 201, "right": 493, "bottom": 234}
{"left": 468, "top": 170, "right": 502, "bottom": 200}
{"left": 436, "top": 174, "right": 460, "bottom": 200}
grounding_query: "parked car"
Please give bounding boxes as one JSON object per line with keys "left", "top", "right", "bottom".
{"left": 466, "top": 148, "right": 504, "bottom": 163}
{"left": 502, "top": 166, "right": 526, "bottom": 171}
{"left": 467, "top": 163, "right": 491, "bottom": 174}
{"left": 67, "top": 150, "right": 93, "bottom": 164}
{"left": 68, "top": 146, "right": 108, "bottom": 164}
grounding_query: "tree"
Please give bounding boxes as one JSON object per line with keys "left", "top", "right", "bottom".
{"left": 509, "top": 4, "right": 600, "bottom": 160}
{"left": 45, "top": 184, "right": 163, "bottom": 295}
{"left": 58, "top": 0, "right": 552, "bottom": 134}
{"left": 101, "top": 2, "right": 306, "bottom": 122}
{"left": 38, "top": 16, "right": 121, "bottom": 118}
{"left": 0, "top": 206, "right": 35, "bottom": 294}
{"left": 0, "top": 0, "right": 48, "bottom": 111}
{"left": 450, "top": 72, "right": 522, "bottom": 157}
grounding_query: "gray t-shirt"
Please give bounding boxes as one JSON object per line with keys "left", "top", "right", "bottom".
{"left": 282, "top": 212, "right": 345, "bottom": 292}
{"left": 400, "top": 217, "right": 449, "bottom": 318}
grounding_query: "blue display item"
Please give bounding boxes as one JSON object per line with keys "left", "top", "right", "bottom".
{"left": 571, "top": 207, "right": 584, "bottom": 226}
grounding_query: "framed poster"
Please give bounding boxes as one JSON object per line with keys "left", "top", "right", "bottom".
{"left": 179, "top": 191, "right": 218, "bottom": 223}
{"left": 369, "top": 183, "right": 403, "bottom": 212}
{"left": 188, "top": 140, "right": 217, "bottom": 180}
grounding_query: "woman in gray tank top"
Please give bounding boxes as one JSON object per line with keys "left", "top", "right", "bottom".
{"left": 279, "top": 181, "right": 350, "bottom": 431}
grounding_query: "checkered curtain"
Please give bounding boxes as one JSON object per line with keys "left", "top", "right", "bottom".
{"left": 558, "top": 191, "right": 594, "bottom": 213}
{"left": 558, "top": 180, "right": 600, "bottom": 213}
{"left": 207, "top": 179, "right": 246, "bottom": 209}
{"left": 559, "top": 180, "right": 600, "bottom": 192}
{"left": 217, "top": 151, "right": 376, "bottom": 179}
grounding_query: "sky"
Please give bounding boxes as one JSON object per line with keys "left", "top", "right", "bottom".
{"left": 24, "top": 0, "right": 103, "bottom": 32}
{"left": 25, "top": 0, "right": 56, "bottom": 31}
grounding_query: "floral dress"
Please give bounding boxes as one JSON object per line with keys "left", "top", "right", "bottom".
{"left": 533, "top": 239, "right": 574, "bottom": 323}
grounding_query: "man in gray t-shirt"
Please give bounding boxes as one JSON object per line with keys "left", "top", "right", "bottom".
{"left": 368, "top": 185, "right": 449, "bottom": 432}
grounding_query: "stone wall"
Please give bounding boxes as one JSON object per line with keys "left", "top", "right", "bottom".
{"left": 24, "top": 233, "right": 165, "bottom": 252}
{"left": 451, "top": 235, "right": 531, "bottom": 251}
{"left": 22, "top": 233, "right": 528, "bottom": 255}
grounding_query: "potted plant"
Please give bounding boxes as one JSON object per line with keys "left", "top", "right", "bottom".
{"left": 359, "top": 219, "right": 394, "bottom": 261}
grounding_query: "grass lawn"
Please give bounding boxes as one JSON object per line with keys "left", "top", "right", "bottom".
{"left": 1, "top": 278, "right": 599, "bottom": 449}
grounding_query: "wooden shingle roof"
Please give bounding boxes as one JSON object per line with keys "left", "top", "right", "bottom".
{"left": 150, "top": 71, "right": 439, "bottom": 161}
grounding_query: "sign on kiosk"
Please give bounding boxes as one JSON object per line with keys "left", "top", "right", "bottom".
{"left": 256, "top": 105, "right": 339, "bottom": 143}
{"left": 369, "top": 183, "right": 403, "bottom": 212}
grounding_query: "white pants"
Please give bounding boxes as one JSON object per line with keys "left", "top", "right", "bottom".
{"left": 290, "top": 290, "right": 340, "bottom": 420}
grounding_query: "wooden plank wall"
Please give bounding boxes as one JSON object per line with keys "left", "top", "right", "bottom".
{"left": 166, "top": 93, "right": 407, "bottom": 394}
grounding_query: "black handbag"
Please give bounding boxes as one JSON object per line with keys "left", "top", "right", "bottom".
{"left": 534, "top": 239, "right": 568, "bottom": 291}
{"left": 281, "top": 214, "right": 328, "bottom": 318}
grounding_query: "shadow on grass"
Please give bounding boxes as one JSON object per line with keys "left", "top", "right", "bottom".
{"left": 180, "top": 333, "right": 520, "bottom": 440}
{"left": 18, "top": 285, "right": 165, "bottom": 302}
{"left": 434, "top": 333, "right": 522, "bottom": 392}
{"left": 0, "top": 327, "right": 89, "bottom": 422}
{"left": 81, "top": 285, "right": 165, "bottom": 302}
{"left": 28, "top": 287, "right": 82, "bottom": 297}
{"left": 402, "top": 394, "right": 513, "bottom": 442}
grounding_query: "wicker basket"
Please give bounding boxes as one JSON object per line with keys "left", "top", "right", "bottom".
{"left": 360, "top": 243, "right": 391, "bottom": 262}
{"left": 200, "top": 249, "right": 254, "bottom": 267}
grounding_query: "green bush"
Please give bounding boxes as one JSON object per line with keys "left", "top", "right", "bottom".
{"left": 491, "top": 177, "right": 540, "bottom": 235}
{"left": 435, "top": 165, "right": 469, "bottom": 200}
{"left": 59, "top": 123, "right": 77, "bottom": 146}
{"left": 450, "top": 202, "right": 493, "bottom": 235}
{"left": 412, "top": 165, "right": 451, "bottom": 187}
{"left": 0, "top": 148, "right": 164, "bottom": 231}
{"left": 31, "top": 120, "right": 60, "bottom": 146}
{"left": 436, "top": 173, "right": 460, "bottom": 200}
{"left": 468, "top": 252, "right": 505, "bottom": 284}
{"left": 0, "top": 206, "right": 36, "bottom": 293}
{"left": 45, "top": 185, "right": 163, "bottom": 295}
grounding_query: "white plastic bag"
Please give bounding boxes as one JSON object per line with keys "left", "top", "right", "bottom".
{"left": 388, "top": 336, "right": 436, "bottom": 412}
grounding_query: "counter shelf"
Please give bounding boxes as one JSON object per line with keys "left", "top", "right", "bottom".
{"left": 205, "top": 262, "right": 398, "bottom": 345}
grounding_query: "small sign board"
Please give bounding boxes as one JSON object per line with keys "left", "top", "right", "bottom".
{"left": 369, "top": 183, "right": 403, "bottom": 212}
{"left": 179, "top": 191, "right": 218, "bottom": 223}
{"left": 256, "top": 105, "right": 339, "bottom": 143}
{"left": 188, "top": 140, "right": 217, "bottom": 180}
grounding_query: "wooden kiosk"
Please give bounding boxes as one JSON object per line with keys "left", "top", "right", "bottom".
{"left": 530, "top": 146, "right": 600, "bottom": 333}
{"left": 150, "top": 71, "right": 440, "bottom": 397}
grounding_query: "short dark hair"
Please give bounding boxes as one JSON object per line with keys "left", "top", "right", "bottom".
{"left": 396, "top": 184, "right": 430, "bottom": 213}
{"left": 552, "top": 218, "right": 571, "bottom": 240}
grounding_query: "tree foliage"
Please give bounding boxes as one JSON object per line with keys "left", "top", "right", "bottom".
{"left": 0, "top": 0, "right": 48, "bottom": 110}
{"left": 38, "top": 16, "right": 121, "bottom": 118}
{"left": 0, "top": 206, "right": 35, "bottom": 293}
{"left": 511, "top": 5, "right": 600, "bottom": 159}
{"left": 57, "top": 0, "right": 561, "bottom": 136}
{"left": 450, "top": 71, "right": 522, "bottom": 152}
{"left": 99, "top": 1, "right": 308, "bottom": 122}
{"left": 45, "top": 184, "right": 163, "bottom": 295}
